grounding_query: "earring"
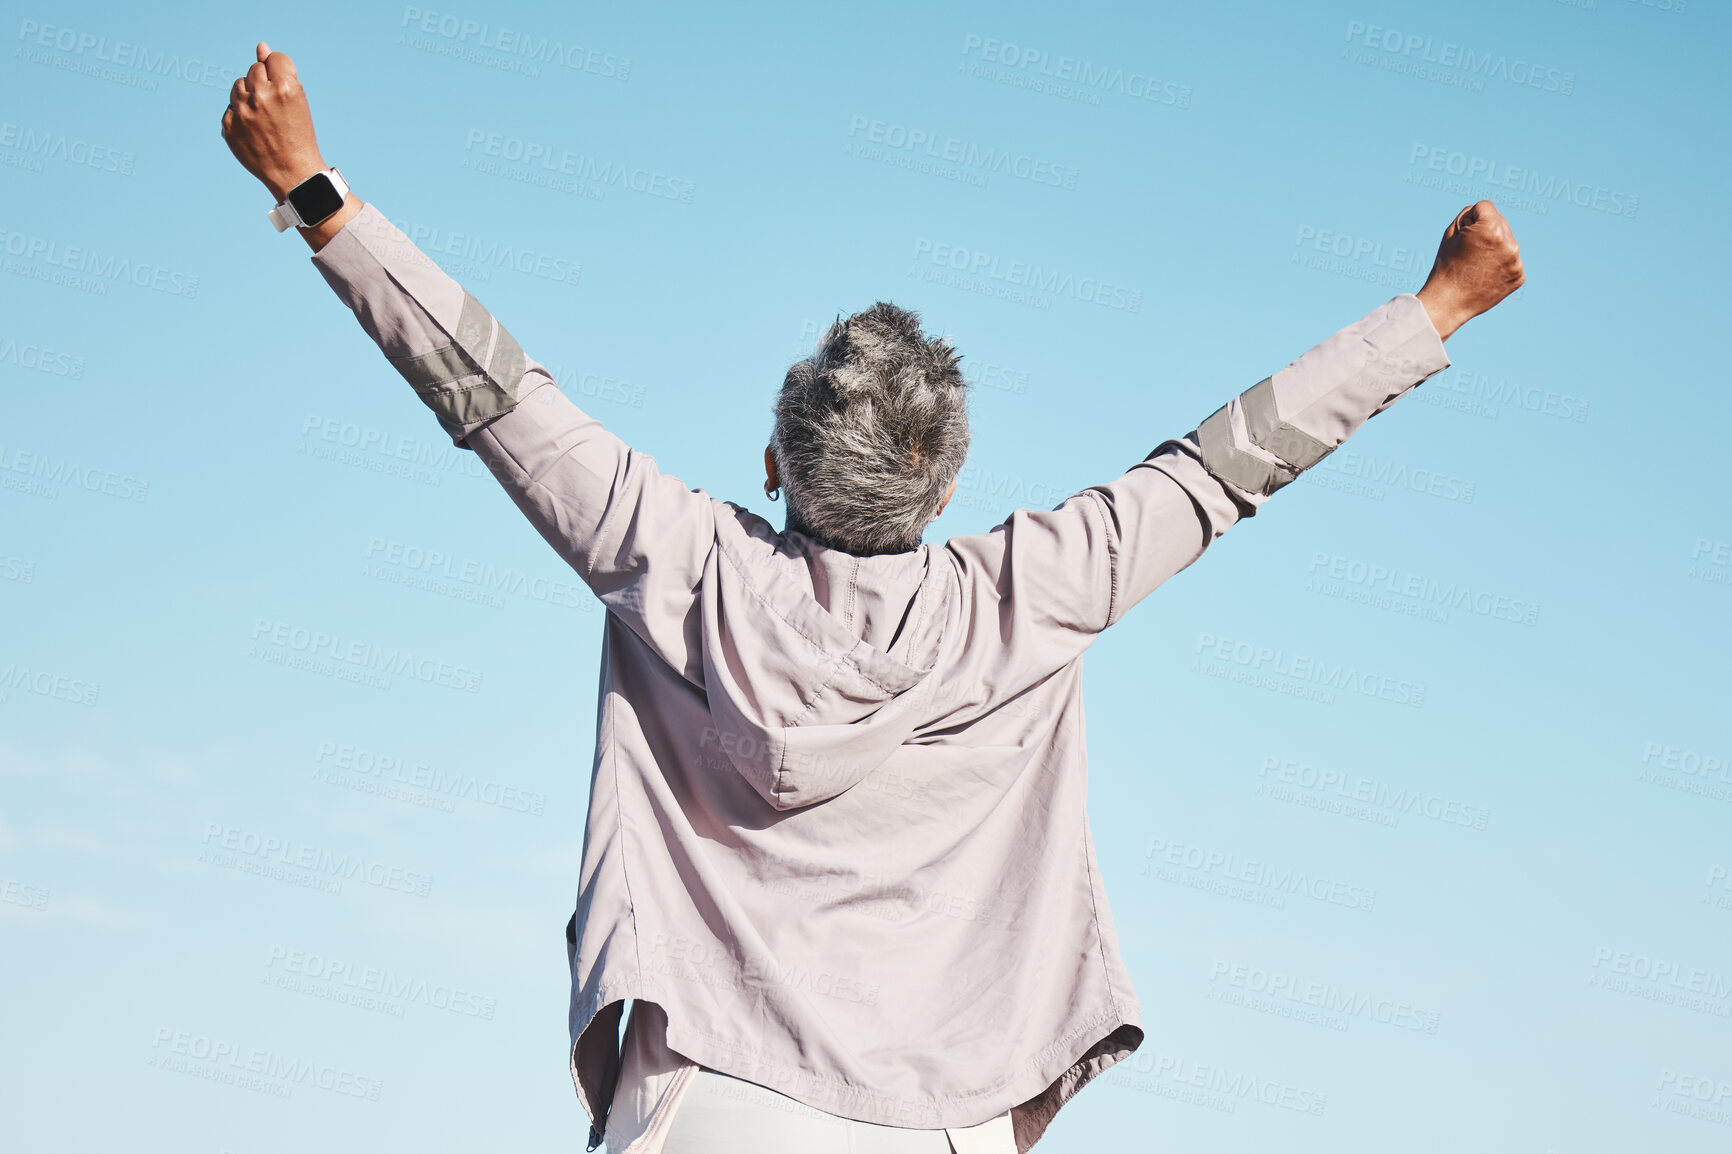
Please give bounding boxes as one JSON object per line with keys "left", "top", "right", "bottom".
{"left": 765, "top": 482, "right": 781, "bottom": 502}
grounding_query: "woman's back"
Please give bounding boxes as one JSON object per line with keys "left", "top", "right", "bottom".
{"left": 309, "top": 200, "right": 1457, "bottom": 1149}
{"left": 563, "top": 487, "right": 1142, "bottom": 1145}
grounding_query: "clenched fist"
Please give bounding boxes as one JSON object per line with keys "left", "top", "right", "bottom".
{"left": 1415, "top": 201, "right": 1526, "bottom": 340}
{"left": 222, "top": 42, "right": 359, "bottom": 249}
{"left": 221, "top": 42, "right": 326, "bottom": 199}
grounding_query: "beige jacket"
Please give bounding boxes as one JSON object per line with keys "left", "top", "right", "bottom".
{"left": 311, "top": 202, "right": 1451, "bottom": 1152}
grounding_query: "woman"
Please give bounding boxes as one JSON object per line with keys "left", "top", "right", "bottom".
{"left": 223, "top": 43, "right": 1523, "bottom": 1154}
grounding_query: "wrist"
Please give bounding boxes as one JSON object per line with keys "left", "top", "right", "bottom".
{"left": 1414, "top": 285, "right": 1469, "bottom": 341}
{"left": 263, "top": 157, "right": 329, "bottom": 202}
{"left": 297, "top": 192, "right": 363, "bottom": 254}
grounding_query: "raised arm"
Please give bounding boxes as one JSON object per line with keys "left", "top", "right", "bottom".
{"left": 944, "top": 202, "right": 1523, "bottom": 678}
{"left": 1101, "top": 200, "right": 1525, "bottom": 616}
{"left": 224, "top": 44, "right": 717, "bottom": 681}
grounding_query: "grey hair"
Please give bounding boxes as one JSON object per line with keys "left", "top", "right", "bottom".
{"left": 770, "top": 302, "right": 970, "bottom": 556}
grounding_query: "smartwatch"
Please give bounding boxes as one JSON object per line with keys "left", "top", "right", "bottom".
{"left": 267, "top": 167, "right": 350, "bottom": 232}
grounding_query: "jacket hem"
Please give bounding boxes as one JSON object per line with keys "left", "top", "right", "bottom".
{"left": 601, "top": 997, "right": 1144, "bottom": 1136}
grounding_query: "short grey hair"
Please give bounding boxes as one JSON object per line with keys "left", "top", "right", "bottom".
{"left": 770, "top": 302, "right": 970, "bottom": 556}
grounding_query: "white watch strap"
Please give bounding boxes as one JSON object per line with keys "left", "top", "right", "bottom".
{"left": 267, "top": 202, "right": 300, "bottom": 232}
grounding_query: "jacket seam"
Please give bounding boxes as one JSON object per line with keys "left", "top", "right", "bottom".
{"left": 908, "top": 549, "right": 944, "bottom": 667}
{"left": 352, "top": 228, "right": 469, "bottom": 372}
{"left": 469, "top": 391, "right": 600, "bottom": 579}
{"left": 410, "top": 374, "right": 495, "bottom": 397}
{"left": 609, "top": 683, "right": 644, "bottom": 998}
{"left": 847, "top": 556, "right": 860, "bottom": 630}
{"left": 716, "top": 544, "right": 846, "bottom": 685}
{"left": 353, "top": 230, "right": 534, "bottom": 442}
{"left": 1284, "top": 299, "right": 1436, "bottom": 433}
{"left": 1081, "top": 490, "right": 1120, "bottom": 631}
{"left": 580, "top": 444, "right": 639, "bottom": 580}
{"left": 716, "top": 541, "right": 911, "bottom": 697}
{"left": 713, "top": 543, "right": 846, "bottom": 808}
{"left": 1078, "top": 811, "right": 1121, "bottom": 1024}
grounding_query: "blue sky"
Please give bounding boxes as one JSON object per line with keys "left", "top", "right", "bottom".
{"left": 2, "top": 0, "right": 1728, "bottom": 1150}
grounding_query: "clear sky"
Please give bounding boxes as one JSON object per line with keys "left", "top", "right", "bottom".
{"left": 2, "top": 0, "right": 1728, "bottom": 1150}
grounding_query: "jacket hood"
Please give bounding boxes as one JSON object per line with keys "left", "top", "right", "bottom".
{"left": 698, "top": 503, "right": 951, "bottom": 811}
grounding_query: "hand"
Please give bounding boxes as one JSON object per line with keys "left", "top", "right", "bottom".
{"left": 221, "top": 42, "right": 326, "bottom": 201}
{"left": 1414, "top": 201, "right": 1526, "bottom": 340}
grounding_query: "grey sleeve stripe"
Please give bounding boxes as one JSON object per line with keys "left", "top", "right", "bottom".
{"left": 426, "top": 374, "right": 519, "bottom": 426}
{"left": 1197, "top": 405, "right": 1297, "bottom": 497}
{"left": 389, "top": 343, "right": 479, "bottom": 389}
{"left": 1240, "top": 377, "right": 1334, "bottom": 470}
{"left": 454, "top": 291, "right": 495, "bottom": 363}
{"left": 388, "top": 291, "right": 529, "bottom": 429}
{"left": 486, "top": 323, "right": 528, "bottom": 405}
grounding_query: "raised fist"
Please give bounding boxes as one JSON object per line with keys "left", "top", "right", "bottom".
{"left": 221, "top": 42, "right": 326, "bottom": 201}
{"left": 1415, "top": 201, "right": 1525, "bottom": 340}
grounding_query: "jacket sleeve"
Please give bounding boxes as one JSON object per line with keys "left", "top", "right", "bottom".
{"left": 943, "top": 293, "right": 1451, "bottom": 673}
{"left": 309, "top": 203, "right": 715, "bottom": 675}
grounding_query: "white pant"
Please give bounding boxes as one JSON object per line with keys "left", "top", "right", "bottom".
{"left": 659, "top": 1067, "right": 961, "bottom": 1154}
